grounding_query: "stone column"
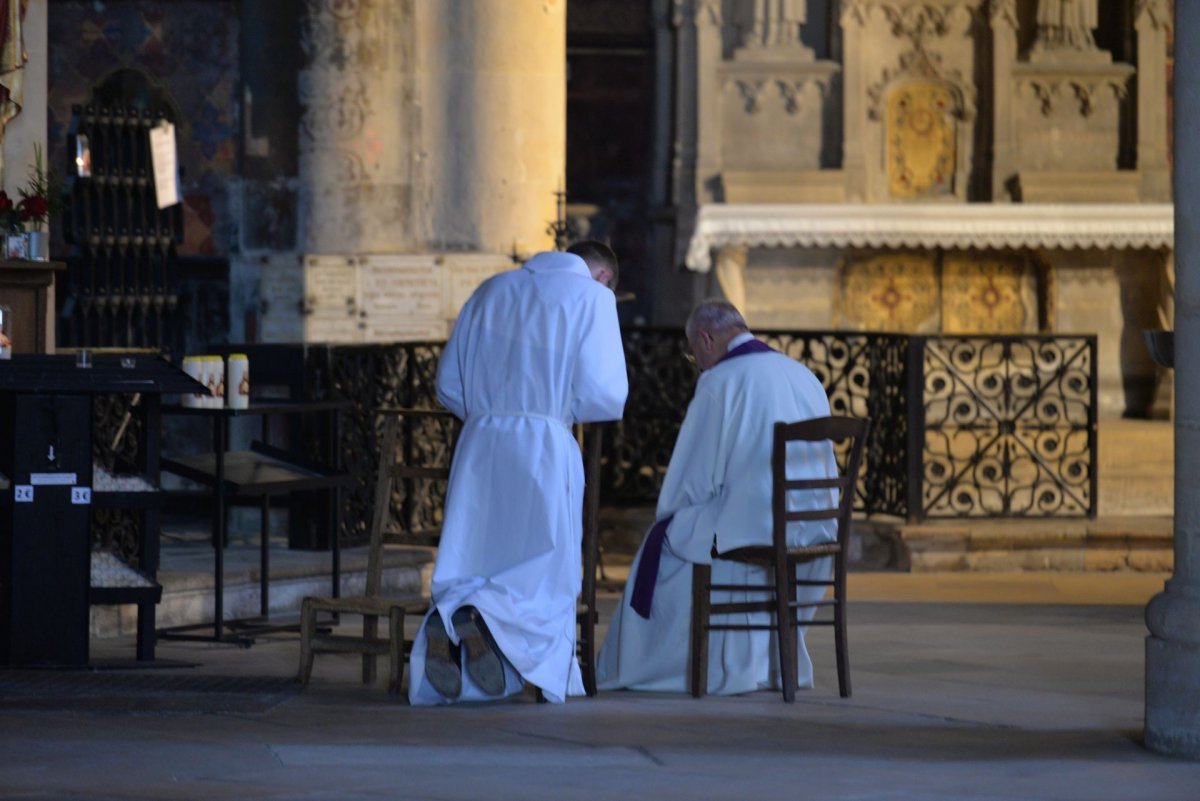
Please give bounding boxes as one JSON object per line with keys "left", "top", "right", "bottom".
{"left": 671, "top": 0, "right": 699, "bottom": 210}
{"left": 839, "top": 0, "right": 866, "bottom": 201}
{"left": 714, "top": 244, "right": 749, "bottom": 314}
{"left": 298, "top": 0, "right": 416, "bottom": 254}
{"left": 990, "top": 0, "right": 1018, "bottom": 201}
{"left": 1136, "top": 0, "right": 1172, "bottom": 201}
{"left": 416, "top": 0, "right": 564, "bottom": 256}
{"left": 1145, "top": 0, "right": 1200, "bottom": 758}
{"left": 694, "top": 0, "right": 724, "bottom": 203}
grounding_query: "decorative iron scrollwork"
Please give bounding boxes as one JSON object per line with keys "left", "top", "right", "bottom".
{"left": 919, "top": 336, "right": 1095, "bottom": 517}
{"left": 313, "top": 330, "right": 1096, "bottom": 544}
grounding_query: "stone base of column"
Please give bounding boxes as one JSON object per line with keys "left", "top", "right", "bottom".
{"left": 1145, "top": 636, "right": 1200, "bottom": 757}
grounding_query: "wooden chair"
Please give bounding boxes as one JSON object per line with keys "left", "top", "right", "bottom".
{"left": 689, "top": 415, "right": 869, "bottom": 701}
{"left": 297, "top": 415, "right": 424, "bottom": 694}
{"left": 298, "top": 408, "right": 602, "bottom": 698}
{"left": 576, "top": 421, "right": 604, "bottom": 696}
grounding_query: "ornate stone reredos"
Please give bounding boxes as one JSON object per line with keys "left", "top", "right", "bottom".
{"left": 868, "top": 47, "right": 976, "bottom": 122}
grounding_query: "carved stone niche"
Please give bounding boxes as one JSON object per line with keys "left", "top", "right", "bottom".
{"left": 852, "top": 1, "right": 980, "bottom": 203}
{"left": 716, "top": 56, "right": 842, "bottom": 202}
{"left": 1011, "top": 61, "right": 1136, "bottom": 201}
{"left": 884, "top": 76, "right": 966, "bottom": 199}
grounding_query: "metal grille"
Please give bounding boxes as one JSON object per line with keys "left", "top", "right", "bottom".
{"left": 607, "top": 329, "right": 912, "bottom": 517}
{"left": 60, "top": 70, "right": 184, "bottom": 350}
{"left": 314, "top": 330, "right": 1096, "bottom": 544}
{"left": 916, "top": 335, "right": 1097, "bottom": 518}
{"left": 324, "top": 343, "right": 447, "bottom": 544}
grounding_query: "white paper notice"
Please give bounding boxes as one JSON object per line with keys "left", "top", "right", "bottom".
{"left": 149, "top": 121, "right": 180, "bottom": 209}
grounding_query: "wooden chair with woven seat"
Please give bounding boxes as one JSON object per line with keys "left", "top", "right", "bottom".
{"left": 298, "top": 415, "right": 427, "bottom": 694}
{"left": 689, "top": 415, "right": 869, "bottom": 701}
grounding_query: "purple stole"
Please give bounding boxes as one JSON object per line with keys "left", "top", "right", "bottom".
{"left": 629, "top": 337, "right": 777, "bottom": 619}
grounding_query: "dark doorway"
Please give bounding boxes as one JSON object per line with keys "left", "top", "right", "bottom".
{"left": 567, "top": 0, "right": 656, "bottom": 322}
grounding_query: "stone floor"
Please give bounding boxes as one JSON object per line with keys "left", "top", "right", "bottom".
{"left": 5, "top": 576, "right": 1199, "bottom": 800}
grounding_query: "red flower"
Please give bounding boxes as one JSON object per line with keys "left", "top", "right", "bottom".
{"left": 0, "top": 191, "right": 12, "bottom": 215}
{"left": 18, "top": 194, "right": 48, "bottom": 222}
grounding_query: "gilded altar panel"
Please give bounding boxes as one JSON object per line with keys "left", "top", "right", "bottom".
{"left": 941, "top": 253, "right": 1039, "bottom": 334}
{"left": 837, "top": 252, "right": 940, "bottom": 333}
{"left": 887, "top": 82, "right": 957, "bottom": 198}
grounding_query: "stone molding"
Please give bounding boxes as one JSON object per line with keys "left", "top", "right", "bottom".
{"left": 719, "top": 59, "right": 840, "bottom": 115}
{"left": 684, "top": 203, "right": 1174, "bottom": 271}
{"left": 1013, "top": 62, "right": 1135, "bottom": 117}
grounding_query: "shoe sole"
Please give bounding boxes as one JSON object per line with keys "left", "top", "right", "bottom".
{"left": 424, "top": 612, "right": 462, "bottom": 699}
{"left": 453, "top": 609, "right": 506, "bottom": 697}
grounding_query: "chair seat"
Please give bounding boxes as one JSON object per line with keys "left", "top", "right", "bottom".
{"left": 303, "top": 595, "right": 425, "bottom": 617}
{"left": 306, "top": 633, "right": 395, "bottom": 655}
{"left": 716, "top": 542, "right": 842, "bottom": 565}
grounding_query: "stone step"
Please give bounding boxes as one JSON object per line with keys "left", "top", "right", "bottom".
{"left": 90, "top": 544, "right": 435, "bottom": 639}
{"left": 858, "top": 517, "right": 1173, "bottom": 573}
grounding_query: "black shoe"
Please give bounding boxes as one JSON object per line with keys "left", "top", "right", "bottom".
{"left": 452, "top": 606, "right": 506, "bottom": 697}
{"left": 424, "top": 610, "right": 462, "bottom": 699}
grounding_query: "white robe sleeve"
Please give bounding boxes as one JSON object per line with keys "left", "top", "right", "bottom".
{"left": 436, "top": 297, "right": 470, "bottom": 420}
{"left": 656, "top": 384, "right": 727, "bottom": 565}
{"left": 570, "top": 292, "right": 628, "bottom": 423}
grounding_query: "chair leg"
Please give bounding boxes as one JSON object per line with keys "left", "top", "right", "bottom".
{"left": 776, "top": 562, "right": 797, "bottom": 703}
{"left": 298, "top": 597, "right": 316, "bottom": 686}
{"left": 580, "top": 608, "right": 597, "bottom": 697}
{"left": 388, "top": 607, "right": 405, "bottom": 696}
{"left": 834, "top": 560, "right": 851, "bottom": 698}
{"left": 362, "top": 614, "right": 378, "bottom": 685}
{"left": 690, "top": 563, "right": 712, "bottom": 698}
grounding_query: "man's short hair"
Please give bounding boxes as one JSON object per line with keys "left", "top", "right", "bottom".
{"left": 686, "top": 299, "right": 748, "bottom": 342}
{"left": 567, "top": 240, "right": 619, "bottom": 289}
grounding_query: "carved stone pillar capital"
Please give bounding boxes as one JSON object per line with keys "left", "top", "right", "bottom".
{"left": 1136, "top": 0, "right": 1173, "bottom": 31}
{"left": 840, "top": 0, "right": 869, "bottom": 28}
{"left": 989, "top": 0, "right": 1018, "bottom": 30}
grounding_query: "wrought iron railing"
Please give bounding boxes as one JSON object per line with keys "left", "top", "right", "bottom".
{"left": 913, "top": 335, "right": 1096, "bottom": 518}
{"left": 607, "top": 328, "right": 911, "bottom": 517}
{"left": 607, "top": 329, "right": 1096, "bottom": 520}
{"left": 304, "top": 329, "right": 1096, "bottom": 545}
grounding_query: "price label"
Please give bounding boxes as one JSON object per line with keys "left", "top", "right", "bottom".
{"left": 71, "top": 487, "right": 92, "bottom": 505}
{"left": 14, "top": 485, "right": 33, "bottom": 503}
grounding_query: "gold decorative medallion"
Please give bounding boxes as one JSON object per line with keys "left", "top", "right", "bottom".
{"left": 887, "top": 82, "right": 957, "bottom": 198}
{"left": 942, "top": 253, "right": 1038, "bottom": 334}
{"left": 838, "top": 252, "right": 940, "bottom": 332}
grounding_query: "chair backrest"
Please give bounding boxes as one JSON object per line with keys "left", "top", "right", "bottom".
{"left": 366, "top": 415, "right": 403, "bottom": 597}
{"left": 770, "top": 416, "right": 870, "bottom": 554}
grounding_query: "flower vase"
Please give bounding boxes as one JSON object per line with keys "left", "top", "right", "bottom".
{"left": 26, "top": 230, "right": 48, "bottom": 261}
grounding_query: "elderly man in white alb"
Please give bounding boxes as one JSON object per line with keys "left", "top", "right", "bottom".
{"left": 596, "top": 299, "right": 837, "bottom": 695}
{"left": 408, "top": 241, "right": 628, "bottom": 705}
